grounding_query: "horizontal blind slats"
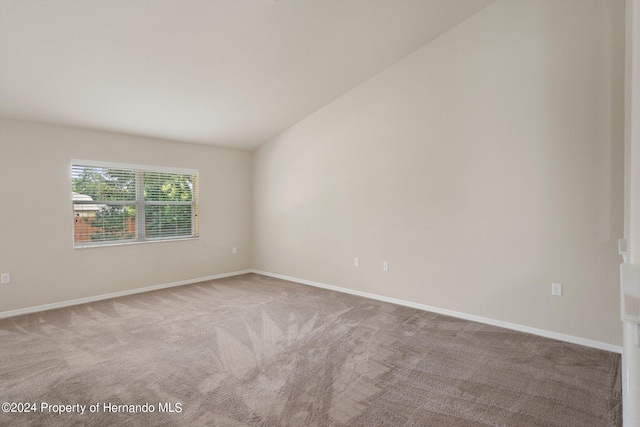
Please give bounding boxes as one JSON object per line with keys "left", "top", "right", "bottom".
{"left": 71, "top": 166, "right": 136, "bottom": 202}
{"left": 72, "top": 163, "right": 198, "bottom": 247}
{"left": 144, "top": 171, "right": 194, "bottom": 202}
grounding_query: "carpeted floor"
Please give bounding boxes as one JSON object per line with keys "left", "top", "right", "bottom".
{"left": 0, "top": 273, "right": 622, "bottom": 426}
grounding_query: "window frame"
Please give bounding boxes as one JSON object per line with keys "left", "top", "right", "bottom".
{"left": 71, "top": 160, "right": 199, "bottom": 248}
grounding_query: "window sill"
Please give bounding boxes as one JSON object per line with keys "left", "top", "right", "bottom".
{"left": 73, "top": 236, "right": 199, "bottom": 249}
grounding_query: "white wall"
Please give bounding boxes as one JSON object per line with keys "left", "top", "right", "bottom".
{"left": 623, "top": 0, "right": 640, "bottom": 424}
{"left": 253, "top": 0, "right": 625, "bottom": 346}
{"left": 0, "top": 119, "right": 252, "bottom": 312}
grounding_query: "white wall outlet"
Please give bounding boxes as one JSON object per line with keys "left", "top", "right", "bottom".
{"left": 233, "top": 247, "right": 237, "bottom": 254}
{"left": 619, "top": 238, "right": 628, "bottom": 254}
{"left": 1, "top": 273, "right": 10, "bottom": 285}
{"left": 354, "top": 257, "right": 360, "bottom": 267}
{"left": 383, "top": 261, "right": 389, "bottom": 271}
{"left": 551, "top": 282, "right": 562, "bottom": 296}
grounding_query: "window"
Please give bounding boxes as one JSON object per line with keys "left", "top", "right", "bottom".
{"left": 72, "top": 161, "right": 198, "bottom": 247}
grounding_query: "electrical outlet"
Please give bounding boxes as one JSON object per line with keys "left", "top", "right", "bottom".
{"left": 1, "top": 273, "right": 10, "bottom": 285}
{"left": 383, "top": 261, "right": 389, "bottom": 271}
{"left": 619, "top": 238, "right": 628, "bottom": 254}
{"left": 551, "top": 282, "right": 562, "bottom": 296}
{"left": 233, "top": 247, "right": 237, "bottom": 254}
{"left": 354, "top": 257, "right": 360, "bottom": 267}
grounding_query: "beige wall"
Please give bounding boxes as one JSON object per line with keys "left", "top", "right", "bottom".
{"left": 253, "top": 0, "right": 625, "bottom": 346}
{"left": 0, "top": 119, "right": 252, "bottom": 312}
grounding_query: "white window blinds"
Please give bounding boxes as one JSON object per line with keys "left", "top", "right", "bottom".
{"left": 72, "top": 161, "right": 198, "bottom": 247}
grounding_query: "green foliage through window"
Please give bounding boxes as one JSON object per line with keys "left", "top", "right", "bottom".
{"left": 144, "top": 171, "right": 195, "bottom": 239}
{"left": 72, "top": 163, "right": 198, "bottom": 247}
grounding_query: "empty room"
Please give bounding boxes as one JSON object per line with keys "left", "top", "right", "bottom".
{"left": 1, "top": 0, "right": 639, "bottom": 426}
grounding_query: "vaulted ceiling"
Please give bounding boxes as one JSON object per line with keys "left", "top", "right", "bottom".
{"left": 0, "top": 0, "right": 494, "bottom": 150}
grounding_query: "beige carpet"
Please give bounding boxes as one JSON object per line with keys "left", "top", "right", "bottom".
{"left": 0, "top": 273, "right": 621, "bottom": 426}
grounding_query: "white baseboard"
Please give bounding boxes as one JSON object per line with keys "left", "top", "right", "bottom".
{"left": 252, "top": 270, "right": 623, "bottom": 354}
{"left": 0, "top": 270, "right": 252, "bottom": 320}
